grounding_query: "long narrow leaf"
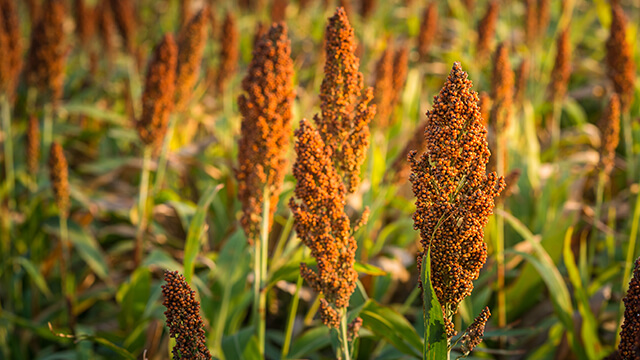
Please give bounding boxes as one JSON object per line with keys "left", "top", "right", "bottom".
{"left": 421, "top": 251, "right": 448, "bottom": 360}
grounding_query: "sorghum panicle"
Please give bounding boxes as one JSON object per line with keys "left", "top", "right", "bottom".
{"left": 316, "top": 7, "right": 375, "bottom": 193}
{"left": 289, "top": 119, "right": 359, "bottom": 328}
{"left": 74, "top": 0, "right": 96, "bottom": 48}
{"left": 252, "top": 22, "right": 267, "bottom": 48}
{"left": 271, "top": 0, "right": 288, "bottom": 22}
{"left": 136, "top": 34, "right": 177, "bottom": 150}
{"left": 476, "top": 0, "right": 498, "bottom": 60}
{"left": 216, "top": 12, "right": 239, "bottom": 94}
{"left": 417, "top": 2, "right": 437, "bottom": 60}
{"left": 0, "top": 0, "right": 22, "bottom": 98}
{"left": 548, "top": 28, "right": 571, "bottom": 103}
{"left": 237, "top": 23, "right": 294, "bottom": 244}
{"left": 175, "top": 6, "right": 210, "bottom": 111}
{"left": 26, "top": 0, "right": 39, "bottom": 25}
{"left": 161, "top": 270, "right": 212, "bottom": 360}
{"left": 180, "top": 0, "right": 190, "bottom": 27}
{"left": 606, "top": 3, "right": 635, "bottom": 112}
{"left": 598, "top": 93, "right": 620, "bottom": 176}
{"left": 489, "top": 43, "right": 514, "bottom": 133}
{"left": 360, "top": 0, "right": 375, "bottom": 19}
{"left": 514, "top": 58, "right": 529, "bottom": 106}
{"left": 373, "top": 44, "right": 394, "bottom": 128}
{"left": 619, "top": 257, "right": 640, "bottom": 359}
{"left": 27, "top": 115, "right": 40, "bottom": 177}
{"left": 460, "top": 307, "right": 491, "bottom": 354}
{"left": 391, "top": 44, "right": 409, "bottom": 110}
{"left": 25, "top": 0, "right": 65, "bottom": 103}
{"left": 108, "top": 0, "right": 137, "bottom": 54}
{"left": 524, "top": 0, "right": 537, "bottom": 47}
{"left": 409, "top": 62, "right": 505, "bottom": 337}
{"left": 97, "top": 0, "right": 115, "bottom": 62}
{"left": 49, "top": 142, "right": 70, "bottom": 218}
{"left": 479, "top": 91, "right": 491, "bottom": 129}
{"left": 537, "top": 0, "right": 550, "bottom": 40}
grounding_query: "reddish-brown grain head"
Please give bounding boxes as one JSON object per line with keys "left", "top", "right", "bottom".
{"left": 271, "top": 0, "right": 288, "bottom": 22}
{"left": 25, "top": 0, "right": 66, "bottom": 103}
{"left": 476, "top": 0, "right": 498, "bottom": 60}
{"left": 27, "top": 116, "right": 40, "bottom": 177}
{"left": 548, "top": 28, "right": 571, "bottom": 103}
{"left": 175, "top": 6, "right": 210, "bottom": 111}
{"left": 97, "top": 0, "right": 115, "bottom": 62}
{"left": 514, "top": 58, "right": 529, "bottom": 106}
{"left": 316, "top": 7, "right": 375, "bottom": 193}
{"left": 49, "top": 142, "right": 70, "bottom": 218}
{"left": 137, "top": 34, "right": 177, "bottom": 150}
{"left": 360, "top": 0, "right": 375, "bottom": 19}
{"left": 0, "top": 0, "right": 22, "bottom": 98}
{"left": 236, "top": 23, "right": 295, "bottom": 245}
{"left": 216, "top": 11, "right": 239, "bottom": 94}
{"left": 606, "top": 3, "right": 635, "bottom": 112}
{"left": 74, "top": 0, "right": 96, "bottom": 48}
{"left": 619, "top": 257, "right": 640, "bottom": 359}
{"left": 417, "top": 2, "right": 438, "bottom": 59}
{"left": 461, "top": 307, "right": 491, "bottom": 354}
{"left": 489, "top": 43, "right": 514, "bottom": 132}
{"left": 162, "top": 270, "right": 212, "bottom": 360}
{"left": 108, "top": 0, "right": 137, "bottom": 54}
{"left": 598, "top": 93, "right": 621, "bottom": 176}
{"left": 410, "top": 62, "right": 505, "bottom": 337}
{"left": 373, "top": 44, "right": 394, "bottom": 128}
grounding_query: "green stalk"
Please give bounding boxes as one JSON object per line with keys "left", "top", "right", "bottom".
{"left": 587, "top": 171, "right": 606, "bottom": 278}
{"left": 152, "top": 114, "right": 177, "bottom": 194}
{"left": 214, "top": 279, "right": 232, "bottom": 360}
{"left": 281, "top": 274, "right": 303, "bottom": 359}
{"left": 59, "top": 212, "right": 73, "bottom": 330}
{"left": 254, "top": 191, "right": 270, "bottom": 358}
{"left": 271, "top": 214, "right": 294, "bottom": 268}
{"left": 42, "top": 104, "right": 53, "bottom": 172}
{"left": 550, "top": 100, "right": 562, "bottom": 154}
{"left": 337, "top": 308, "right": 351, "bottom": 360}
{"left": 495, "top": 132, "right": 506, "bottom": 331}
{"left": 134, "top": 146, "right": 153, "bottom": 266}
{"left": 1, "top": 95, "right": 15, "bottom": 212}
{"left": 621, "top": 112, "right": 635, "bottom": 183}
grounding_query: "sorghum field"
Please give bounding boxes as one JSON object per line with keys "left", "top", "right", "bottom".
{"left": 1, "top": 0, "right": 639, "bottom": 359}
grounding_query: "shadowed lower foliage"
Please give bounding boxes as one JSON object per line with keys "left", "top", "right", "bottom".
{"left": 409, "top": 62, "right": 505, "bottom": 337}
{"left": 161, "top": 270, "right": 211, "bottom": 360}
{"left": 136, "top": 34, "right": 177, "bottom": 150}
{"left": 315, "top": 7, "right": 375, "bottom": 194}
{"left": 237, "top": 23, "right": 294, "bottom": 244}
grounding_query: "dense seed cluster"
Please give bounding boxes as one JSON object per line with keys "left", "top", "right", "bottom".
{"left": 460, "top": 307, "right": 491, "bottom": 354}
{"left": 161, "top": 270, "right": 211, "bottom": 360}
{"left": 490, "top": 43, "right": 514, "bottom": 133}
{"left": 514, "top": 59, "right": 529, "bottom": 106}
{"left": 409, "top": 62, "right": 505, "bottom": 337}
{"left": 289, "top": 119, "right": 359, "bottom": 328}
{"left": 175, "top": 7, "right": 210, "bottom": 111}
{"left": 136, "top": 34, "right": 177, "bottom": 149}
{"left": 237, "top": 23, "right": 294, "bottom": 244}
{"left": 476, "top": 1, "right": 498, "bottom": 60}
{"left": 108, "top": 0, "right": 137, "bottom": 54}
{"left": 0, "top": 0, "right": 22, "bottom": 98}
{"left": 373, "top": 44, "right": 394, "bottom": 128}
{"left": 598, "top": 94, "right": 620, "bottom": 176}
{"left": 74, "top": 0, "right": 96, "bottom": 48}
{"left": 315, "top": 7, "right": 375, "bottom": 193}
{"left": 417, "top": 2, "right": 437, "bottom": 60}
{"left": 216, "top": 12, "right": 239, "bottom": 93}
{"left": 49, "top": 142, "right": 70, "bottom": 218}
{"left": 27, "top": 116, "right": 40, "bottom": 177}
{"left": 25, "top": 0, "right": 65, "bottom": 103}
{"left": 605, "top": 3, "right": 635, "bottom": 112}
{"left": 619, "top": 258, "right": 640, "bottom": 359}
{"left": 548, "top": 29, "right": 571, "bottom": 102}
{"left": 390, "top": 120, "right": 428, "bottom": 184}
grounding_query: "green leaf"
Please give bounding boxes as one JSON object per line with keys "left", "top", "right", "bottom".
{"left": 75, "top": 334, "right": 136, "bottom": 360}
{"left": 222, "top": 327, "right": 256, "bottom": 360}
{"left": 360, "top": 299, "right": 422, "bottom": 358}
{"left": 116, "top": 267, "right": 151, "bottom": 330}
{"left": 13, "top": 257, "right": 52, "bottom": 299}
{"left": 66, "top": 223, "right": 110, "bottom": 281}
{"left": 287, "top": 327, "right": 332, "bottom": 359}
{"left": 354, "top": 261, "right": 387, "bottom": 276}
{"left": 420, "top": 251, "right": 448, "bottom": 360}
{"left": 184, "top": 184, "right": 223, "bottom": 284}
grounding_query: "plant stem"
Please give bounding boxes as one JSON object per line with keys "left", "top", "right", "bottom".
{"left": 281, "top": 274, "right": 303, "bottom": 359}
{"left": 59, "top": 212, "right": 73, "bottom": 331}
{"left": 588, "top": 171, "right": 606, "bottom": 277}
{"left": 254, "top": 191, "right": 270, "bottom": 358}
{"left": 338, "top": 308, "right": 351, "bottom": 360}
{"left": 272, "top": 214, "right": 294, "bottom": 268}
{"left": 152, "top": 114, "right": 177, "bottom": 194}
{"left": 622, "top": 112, "right": 635, "bottom": 183}
{"left": 1, "top": 95, "right": 15, "bottom": 213}
{"left": 495, "top": 131, "right": 506, "bottom": 332}
{"left": 550, "top": 100, "right": 562, "bottom": 154}
{"left": 42, "top": 104, "right": 53, "bottom": 175}
{"left": 134, "top": 146, "right": 152, "bottom": 266}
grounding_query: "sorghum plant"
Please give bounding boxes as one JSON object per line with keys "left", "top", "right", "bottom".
{"left": 315, "top": 7, "right": 375, "bottom": 194}
{"left": 409, "top": 62, "right": 505, "bottom": 341}
{"left": 74, "top": 0, "right": 95, "bottom": 50}
{"left": 290, "top": 119, "right": 361, "bottom": 359}
{"left": 27, "top": 115, "right": 40, "bottom": 178}
{"left": 391, "top": 44, "right": 409, "bottom": 111}
{"left": 97, "top": 0, "right": 115, "bottom": 64}
{"left": 598, "top": 94, "right": 620, "bottom": 177}
{"left": 618, "top": 257, "right": 640, "bottom": 359}
{"left": 390, "top": 119, "right": 428, "bottom": 184}
{"left": 606, "top": 3, "right": 635, "bottom": 113}
{"left": 162, "top": 270, "right": 211, "bottom": 360}
{"left": 108, "top": 0, "right": 137, "bottom": 55}
{"left": 216, "top": 12, "right": 239, "bottom": 94}
{"left": 514, "top": 58, "right": 529, "bottom": 107}
{"left": 476, "top": 1, "right": 498, "bottom": 61}
{"left": 175, "top": 6, "right": 210, "bottom": 111}
{"left": 548, "top": 28, "right": 571, "bottom": 103}
{"left": 373, "top": 43, "right": 394, "bottom": 128}
{"left": 0, "top": 0, "right": 22, "bottom": 99}
{"left": 417, "top": 2, "right": 437, "bottom": 60}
